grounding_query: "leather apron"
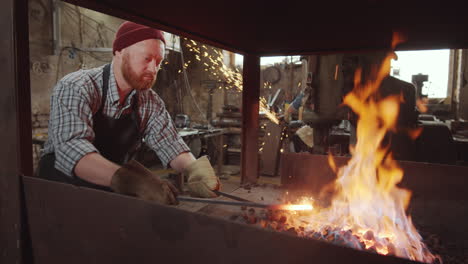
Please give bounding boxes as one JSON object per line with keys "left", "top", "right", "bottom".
{"left": 38, "top": 64, "right": 141, "bottom": 191}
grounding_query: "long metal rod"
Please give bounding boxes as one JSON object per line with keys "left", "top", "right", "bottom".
{"left": 177, "top": 196, "right": 273, "bottom": 209}
{"left": 213, "top": 190, "right": 252, "bottom": 202}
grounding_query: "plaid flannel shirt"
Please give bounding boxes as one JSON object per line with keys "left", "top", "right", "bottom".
{"left": 42, "top": 62, "right": 190, "bottom": 177}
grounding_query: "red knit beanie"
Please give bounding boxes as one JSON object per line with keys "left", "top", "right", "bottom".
{"left": 112, "top": 21, "right": 166, "bottom": 55}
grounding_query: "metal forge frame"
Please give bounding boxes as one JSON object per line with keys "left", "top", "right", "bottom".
{"left": 2, "top": 0, "right": 468, "bottom": 263}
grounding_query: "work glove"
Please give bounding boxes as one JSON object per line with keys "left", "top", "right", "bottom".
{"left": 185, "top": 156, "right": 220, "bottom": 198}
{"left": 111, "top": 159, "right": 179, "bottom": 205}
{"left": 296, "top": 125, "right": 314, "bottom": 148}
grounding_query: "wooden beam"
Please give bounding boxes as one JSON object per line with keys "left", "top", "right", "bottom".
{"left": 241, "top": 54, "right": 260, "bottom": 184}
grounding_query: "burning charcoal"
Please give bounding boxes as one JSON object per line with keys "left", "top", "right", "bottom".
{"left": 342, "top": 230, "right": 353, "bottom": 240}
{"left": 364, "top": 230, "right": 374, "bottom": 241}
{"left": 312, "top": 232, "right": 322, "bottom": 240}
{"left": 334, "top": 237, "right": 346, "bottom": 246}
{"left": 358, "top": 241, "right": 366, "bottom": 250}
{"left": 258, "top": 209, "right": 267, "bottom": 219}
{"left": 278, "top": 215, "right": 287, "bottom": 224}
{"left": 387, "top": 243, "right": 396, "bottom": 256}
{"left": 276, "top": 223, "right": 284, "bottom": 231}
{"left": 242, "top": 214, "right": 248, "bottom": 222}
{"left": 247, "top": 215, "right": 257, "bottom": 224}
{"left": 269, "top": 222, "right": 278, "bottom": 230}
{"left": 368, "top": 246, "right": 377, "bottom": 253}
{"left": 374, "top": 242, "right": 382, "bottom": 251}
{"left": 267, "top": 210, "right": 280, "bottom": 222}
{"left": 248, "top": 208, "right": 256, "bottom": 215}
{"left": 286, "top": 227, "right": 297, "bottom": 235}
{"left": 229, "top": 214, "right": 239, "bottom": 221}
{"left": 321, "top": 229, "right": 329, "bottom": 237}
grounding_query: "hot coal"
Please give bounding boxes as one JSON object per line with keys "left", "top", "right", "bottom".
{"left": 235, "top": 208, "right": 366, "bottom": 251}
{"left": 231, "top": 208, "right": 448, "bottom": 263}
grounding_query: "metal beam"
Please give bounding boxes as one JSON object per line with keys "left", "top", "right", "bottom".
{"left": 241, "top": 54, "right": 260, "bottom": 184}
{"left": 0, "top": 0, "right": 32, "bottom": 262}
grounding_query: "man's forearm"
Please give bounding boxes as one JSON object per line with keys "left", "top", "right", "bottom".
{"left": 74, "top": 152, "right": 120, "bottom": 186}
{"left": 169, "top": 152, "right": 196, "bottom": 172}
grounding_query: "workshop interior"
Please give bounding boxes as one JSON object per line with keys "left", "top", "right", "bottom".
{"left": 1, "top": 0, "right": 468, "bottom": 263}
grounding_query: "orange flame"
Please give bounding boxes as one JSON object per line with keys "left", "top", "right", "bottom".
{"left": 279, "top": 33, "right": 438, "bottom": 263}
{"left": 416, "top": 98, "right": 429, "bottom": 113}
{"left": 328, "top": 153, "right": 337, "bottom": 173}
{"left": 277, "top": 204, "right": 314, "bottom": 211}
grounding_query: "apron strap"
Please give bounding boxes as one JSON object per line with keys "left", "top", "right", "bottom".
{"left": 98, "top": 63, "right": 111, "bottom": 114}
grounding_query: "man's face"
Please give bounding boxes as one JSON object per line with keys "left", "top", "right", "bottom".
{"left": 120, "top": 39, "right": 165, "bottom": 91}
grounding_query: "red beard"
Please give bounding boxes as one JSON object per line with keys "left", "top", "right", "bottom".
{"left": 121, "top": 53, "right": 156, "bottom": 91}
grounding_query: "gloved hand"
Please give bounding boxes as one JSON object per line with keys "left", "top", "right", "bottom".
{"left": 184, "top": 156, "right": 220, "bottom": 198}
{"left": 111, "top": 159, "right": 179, "bottom": 205}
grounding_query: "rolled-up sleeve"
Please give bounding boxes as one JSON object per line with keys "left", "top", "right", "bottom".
{"left": 143, "top": 96, "right": 190, "bottom": 167}
{"left": 50, "top": 81, "right": 98, "bottom": 176}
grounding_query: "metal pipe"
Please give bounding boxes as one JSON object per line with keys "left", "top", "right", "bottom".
{"left": 177, "top": 196, "right": 274, "bottom": 209}
{"left": 52, "top": 0, "right": 61, "bottom": 55}
{"left": 213, "top": 190, "right": 252, "bottom": 202}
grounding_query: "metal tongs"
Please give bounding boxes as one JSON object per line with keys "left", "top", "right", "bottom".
{"left": 177, "top": 190, "right": 275, "bottom": 209}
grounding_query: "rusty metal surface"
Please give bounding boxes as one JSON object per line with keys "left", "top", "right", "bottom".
{"left": 280, "top": 153, "right": 468, "bottom": 201}
{"left": 0, "top": 0, "right": 31, "bottom": 262}
{"left": 24, "top": 176, "right": 422, "bottom": 264}
{"left": 16, "top": 0, "right": 33, "bottom": 178}
{"left": 241, "top": 54, "right": 260, "bottom": 184}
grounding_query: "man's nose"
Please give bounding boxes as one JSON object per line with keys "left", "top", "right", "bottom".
{"left": 147, "top": 59, "right": 158, "bottom": 74}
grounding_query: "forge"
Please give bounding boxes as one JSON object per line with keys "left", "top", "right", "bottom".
{"left": 23, "top": 153, "right": 468, "bottom": 264}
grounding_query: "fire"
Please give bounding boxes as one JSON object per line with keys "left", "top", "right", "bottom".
{"left": 277, "top": 33, "right": 439, "bottom": 263}
{"left": 275, "top": 204, "right": 313, "bottom": 211}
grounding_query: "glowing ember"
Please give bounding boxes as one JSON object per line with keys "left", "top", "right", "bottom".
{"left": 273, "top": 33, "right": 439, "bottom": 263}
{"left": 276, "top": 204, "right": 313, "bottom": 211}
